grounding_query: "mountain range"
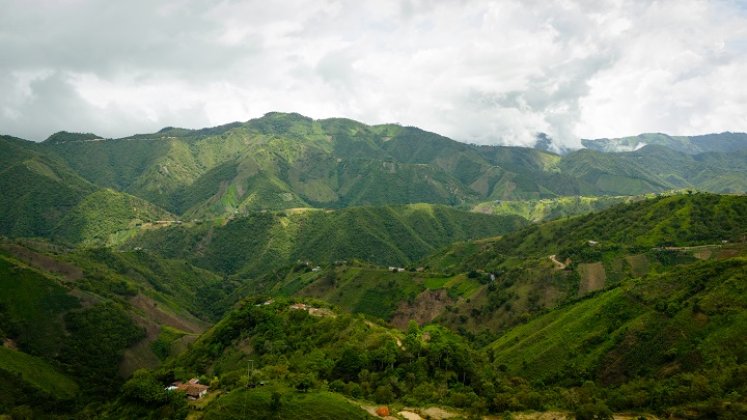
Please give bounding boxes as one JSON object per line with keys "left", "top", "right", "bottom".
{"left": 1, "top": 113, "right": 747, "bottom": 419}
{"left": 2, "top": 112, "right": 747, "bottom": 247}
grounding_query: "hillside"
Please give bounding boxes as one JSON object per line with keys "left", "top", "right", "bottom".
{"left": 582, "top": 132, "right": 747, "bottom": 154}
{"left": 126, "top": 204, "right": 526, "bottom": 277}
{"left": 471, "top": 194, "right": 642, "bottom": 222}
{"left": 0, "top": 238, "right": 230, "bottom": 416}
{"left": 487, "top": 256, "right": 747, "bottom": 417}
{"left": 103, "top": 194, "right": 747, "bottom": 418}
{"left": 251, "top": 193, "right": 747, "bottom": 341}
{"left": 427, "top": 193, "right": 747, "bottom": 273}
{"left": 2, "top": 190, "right": 746, "bottom": 418}
{"left": 0, "top": 135, "right": 96, "bottom": 238}
{"left": 0, "top": 136, "right": 175, "bottom": 247}
{"left": 3, "top": 114, "right": 744, "bottom": 225}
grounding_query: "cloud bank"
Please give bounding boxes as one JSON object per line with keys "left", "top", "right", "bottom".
{"left": 1, "top": 0, "right": 746, "bottom": 147}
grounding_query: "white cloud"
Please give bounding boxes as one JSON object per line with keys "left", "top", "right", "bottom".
{"left": 0, "top": 0, "right": 745, "bottom": 146}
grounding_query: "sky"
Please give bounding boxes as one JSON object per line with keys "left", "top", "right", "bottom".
{"left": 1, "top": 0, "right": 746, "bottom": 147}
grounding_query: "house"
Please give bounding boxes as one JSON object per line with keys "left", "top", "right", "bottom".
{"left": 167, "top": 378, "right": 209, "bottom": 400}
{"left": 290, "top": 303, "right": 310, "bottom": 311}
{"left": 588, "top": 240, "right": 598, "bottom": 246}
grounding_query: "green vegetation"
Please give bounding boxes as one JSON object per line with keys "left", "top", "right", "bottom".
{"left": 582, "top": 131, "right": 747, "bottom": 155}
{"left": 5, "top": 114, "right": 746, "bottom": 229}
{"left": 54, "top": 188, "right": 174, "bottom": 246}
{"left": 2, "top": 113, "right": 747, "bottom": 418}
{"left": 44, "top": 131, "right": 102, "bottom": 144}
{"left": 428, "top": 193, "right": 747, "bottom": 273}
{"left": 472, "top": 195, "right": 641, "bottom": 222}
{"left": 201, "top": 388, "right": 372, "bottom": 419}
{"left": 0, "top": 240, "right": 225, "bottom": 415}
{"left": 0, "top": 347, "right": 78, "bottom": 400}
{"left": 128, "top": 204, "right": 526, "bottom": 276}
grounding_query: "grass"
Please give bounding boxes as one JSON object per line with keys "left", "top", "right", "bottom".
{"left": 0, "top": 347, "right": 78, "bottom": 400}
{"left": 151, "top": 326, "right": 190, "bottom": 360}
{"left": 202, "top": 386, "right": 373, "bottom": 419}
{"left": 0, "top": 256, "right": 80, "bottom": 358}
{"left": 424, "top": 277, "right": 450, "bottom": 289}
{"left": 489, "top": 288, "right": 630, "bottom": 378}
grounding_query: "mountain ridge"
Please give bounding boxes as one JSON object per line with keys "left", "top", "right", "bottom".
{"left": 3, "top": 113, "right": 746, "bottom": 230}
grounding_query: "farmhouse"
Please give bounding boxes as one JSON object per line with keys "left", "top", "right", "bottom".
{"left": 166, "top": 378, "right": 209, "bottom": 400}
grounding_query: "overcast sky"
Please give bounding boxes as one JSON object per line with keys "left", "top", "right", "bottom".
{"left": 1, "top": 0, "right": 746, "bottom": 147}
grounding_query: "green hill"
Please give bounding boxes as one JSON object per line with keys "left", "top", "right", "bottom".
{"left": 582, "top": 131, "right": 747, "bottom": 154}
{"left": 53, "top": 188, "right": 174, "bottom": 247}
{"left": 0, "top": 136, "right": 175, "bottom": 247}
{"left": 3, "top": 115, "right": 747, "bottom": 230}
{"left": 0, "top": 238, "right": 229, "bottom": 415}
{"left": 427, "top": 193, "right": 747, "bottom": 273}
{"left": 0, "top": 135, "right": 96, "bottom": 238}
{"left": 471, "top": 195, "right": 642, "bottom": 222}
{"left": 43, "top": 131, "right": 102, "bottom": 144}
{"left": 126, "top": 204, "right": 526, "bottom": 277}
{"left": 13, "top": 113, "right": 741, "bottom": 222}
{"left": 0, "top": 346, "right": 79, "bottom": 400}
{"left": 487, "top": 256, "right": 747, "bottom": 417}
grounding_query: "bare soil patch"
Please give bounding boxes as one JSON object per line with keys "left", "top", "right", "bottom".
{"left": 129, "top": 294, "right": 206, "bottom": 334}
{"left": 1, "top": 244, "right": 82, "bottom": 281}
{"left": 398, "top": 410, "right": 423, "bottom": 420}
{"left": 120, "top": 294, "right": 209, "bottom": 376}
{"left": 578, "top": 262, "right": 606, "bottom": 294}
{"left": 390, "top": 289, "right": 453, "bottom": 329}
{"left": 624, "top": 254, "right": 649, "bottom": 276}
{"left": 420, "top": 407, "right": 458, "bottom": 419}
{"left": 693, "top": 249, "right": 713, "bottom": 260}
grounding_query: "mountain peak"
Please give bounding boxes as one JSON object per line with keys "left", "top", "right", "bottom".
{"left": 44, "top": 131, "right": 102, "bottom": 144}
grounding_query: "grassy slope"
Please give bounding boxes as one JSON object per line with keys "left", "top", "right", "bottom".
{"left": 0, "top": 136, "right": 176, "bottom": 247}
{"left": 127, "top": 204, "right": 527, "bottom": 276}
{"left": 32, "top": 112, "right": 747, "bottom": 222}
{"left": 0, "top": 136, "right": 96, "bottom": 238}
{"left": 53, "top": 188, "right": 175, "bottom": 247}
{"left": 0, "top": 240, "right": 227, "bottom": 409}
{"left": 427, "top": 193, "right": 747, "bottom": 273}
{"left": 266, "top": 264, "right": 482, "bottom": 323}
{"left": 201, "top": 388, "right": 373, "bottom": 419}
{"left": 488, "top": 257, "right": 747, "bottom": 388}
{"left": 471, "top": 195, "right": 642, "bottom": 222}
{"left": 412, "top": 194, "right": 747, "bottom": 336}
{"left": 0, "top": 346, "right": 78, "bottom": 400}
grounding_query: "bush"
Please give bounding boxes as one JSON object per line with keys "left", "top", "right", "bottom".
{"left": 574, "top": 400, "right": 613, "bottom": 420}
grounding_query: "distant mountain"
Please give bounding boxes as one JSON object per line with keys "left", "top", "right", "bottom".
{"left": 43, "top": 131, "right": 103, "bottom": 144}
{"left": 581, "top": 132, "right": 747, "bottom": 154}
{"left": 3, "top": 113, "right": 743, "bottom": 224}
{"left": 0, "top": 136, "right": 173, "bottom": 245}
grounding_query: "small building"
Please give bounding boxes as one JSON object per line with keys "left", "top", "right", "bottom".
{"left": 290, "top": 303, "right": 310, "bottom": 311}
{"left": 167, "top": 378, "right": 209, "bottom": 400}
{"left": 588, "top": 240, "right": 598, "bottom": 246}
